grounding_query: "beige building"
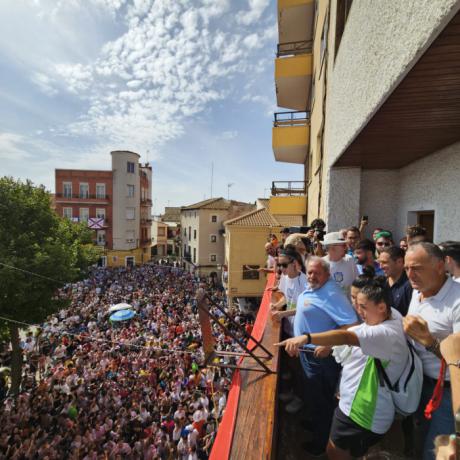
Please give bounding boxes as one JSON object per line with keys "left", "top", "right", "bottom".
{"left": 224, "top": 196, "right": 305, "bottom": 303}
{"left": 151, "top": 220, "right": 168, "bottom": 257}
{"left": 180, "top": 198, "right": 255, "bottom": 275}
{"left": 273, "top": 0, "right": 460, "bottom": 242}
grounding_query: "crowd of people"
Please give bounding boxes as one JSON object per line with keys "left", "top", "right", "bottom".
{"left": 269, "top": 220, "right": 460, "bottom": 460}
{"left": 0, "top": 264, "right": 253, "bottom": 459}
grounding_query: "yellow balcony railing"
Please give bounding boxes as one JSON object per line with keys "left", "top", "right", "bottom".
{"left": 275, "top": 52, "right": 313, "bottom": 110}
{"left": 272, "top": 111, "right": 310, "bottom": 164}
{"left": 278, "top": 0, "right": 315, "bottom": 44}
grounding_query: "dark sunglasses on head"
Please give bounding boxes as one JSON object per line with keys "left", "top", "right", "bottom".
{"left": 376, "top": 242, "right": 391, "bottom": 246}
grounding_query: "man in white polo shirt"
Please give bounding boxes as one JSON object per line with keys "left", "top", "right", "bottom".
{"left": 403, "top": 242, "right": 460, "bottom": 460}
{"left": 323, "top": 231, "right": 359, "bottom": 298}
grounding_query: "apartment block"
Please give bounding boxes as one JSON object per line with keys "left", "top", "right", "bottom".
{"left": 273, "top": 0, "right": 460, "bottom": 242}
{"left": 179, "top": 198, "right": 255, "bottom": 275}
{"left": 54, "top": 150, "right": 152, "bottom": 267}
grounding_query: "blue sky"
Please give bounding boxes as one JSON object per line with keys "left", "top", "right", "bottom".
{"left": 0, "top": 0, "right": 303, "bottom": 214}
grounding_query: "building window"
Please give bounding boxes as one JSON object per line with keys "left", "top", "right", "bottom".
{"left": 63, "top": 182, "right": 72, "bottom": 198}
{"left": 96, "top": 230, "right": 106, "bottom": 246}
{"left": 79, "top": 183, "right": 89, "bottom": 199}
{"left": 243, "top": 265, "right": 260, "bottom": 280}
{"left": 193, "top": 229, "right": 197, "bottom": 240}
{"left": 335, "top": 0, "right": 353, "bottom": 58}
{"left": 126, "top": 230, "right": 135, "bottom": 243}
{"left": 184, "top": 228, "right": 187, "bottom": 237}
{"left": 193, "top": 247, "right": 196, "bottom": 263}
{"left": 126, "top": 207, "right": 135, "bottom": 220}
{"left": 96, "top": 208, "right": 106, "bottom": 220}
{"left": 63, "top": 207, "right": 72, "bottom": 219}
{"left": 96, "top": 183, "right": 106, "bottom": 199}
{"left": 210, "top": 234, "right": 217, "bottom": 243}
{"left": 188, "top": 226, "right": 191, "bottom": 240}
{"left": 194, "top": 212, "right": 196, "bottom": 218}
{"left": 127, "top": 184, "right": 135, "bottom": 198}
{"left": 158, "top": 227, "right": 165, "bottom": 236}
{"left": 79, "top": 208, "right": 89, "bottom": 223}
{"left": 211, "top": 215, "right": 217, "bottom": 223}
{"left": 210, "top": 254, "right": 217, "bottom": 263}
{"left": 127, "top": 161, "right": 135, "bottom": 173}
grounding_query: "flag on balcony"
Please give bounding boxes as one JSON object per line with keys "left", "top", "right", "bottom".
{"left": 88, "top": 217, "right": 104, "bottom": 229}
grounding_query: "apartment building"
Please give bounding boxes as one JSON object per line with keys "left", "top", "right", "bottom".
{"left": 179, "top": 198, "right": 255, "bottom": 275}
{"left": 54, "top": 150, "right": 152, "bottom": 267}
{"left": 273, "top": 0, "right": 460, "bottom": 242}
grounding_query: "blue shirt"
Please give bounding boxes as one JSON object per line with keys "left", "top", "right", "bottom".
{"left": 294, "top": 279, "right": 358, "bottom": 346}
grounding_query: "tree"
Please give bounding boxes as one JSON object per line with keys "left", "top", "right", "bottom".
{"left": 0, "top": 177, "right": 99, "bottom": 395}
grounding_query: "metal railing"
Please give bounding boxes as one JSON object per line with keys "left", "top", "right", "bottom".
{"left": 273, "top": 111, "right": 310, "bottom": 127}
{"left": 140, "top": 198, "right": 153, "bottom": 205}
{"left": 271, "top": 181, "right": 308, "bottom": 196}
{"left": 140, "top": 218, "right": 153, "bottom": 224}
{"left": 141, "top": 238, "right": 152, "bottom": 245}
{"left": 56, "top": 193, "right": 110, "bottom": 200}
{"left": 277, "top": 40, "right": 313, "bottom": 58}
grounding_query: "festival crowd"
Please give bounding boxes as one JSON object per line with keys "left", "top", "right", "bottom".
{"left": 268, "top": 220, "right": 460, "bottom": 460}
{"left": 0, "top": 264, "right": 253, "bottom": 459}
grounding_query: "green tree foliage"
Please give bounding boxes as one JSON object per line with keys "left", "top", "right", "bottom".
{"left": 0, "top": 177, "right": 99, "bottom": 394}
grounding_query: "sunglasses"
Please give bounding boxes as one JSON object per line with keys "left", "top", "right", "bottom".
{"left": 376, "top": 242, "right": 391, "bottom": 247}
{"left": 278, "top": 260, "right": 294, "bottom": 269}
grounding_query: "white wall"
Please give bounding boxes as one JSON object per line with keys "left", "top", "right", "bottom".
{"left": 358, "top": 142, "right": 460, "bottom": 242}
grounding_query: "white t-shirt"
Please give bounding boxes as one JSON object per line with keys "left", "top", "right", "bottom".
{"left": 339, "top": 308, "right": 408, "bottom": 434}
{"left": 278, "top": 272, "right": 308, "bottom": 310}
{"left": 408, "top": 276, "right": 460, "bottom": 379}
{"left": 266, "top": 254, "right": 276, "bottom": 269}
{"left": 323, "top": 254, "right": 359, "bottom": 297}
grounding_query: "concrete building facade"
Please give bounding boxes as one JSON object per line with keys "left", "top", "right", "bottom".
{"left": 273, "top": 0, "right": 460, "bottom": 242}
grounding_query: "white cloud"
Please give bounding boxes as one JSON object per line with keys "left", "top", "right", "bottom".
{"left": 30, "top": 72, "right": 59, "bottom": 96}
{"left": 236, "top": 0, "right": 270, "bottom": 25}
{"left": 0, "top": 133, "right": 33, "bottom": 161}
{"left": 217, "top": 130, "right": 238, "bottom": 140}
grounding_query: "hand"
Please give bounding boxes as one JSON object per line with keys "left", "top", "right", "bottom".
{"left": 271, "top": 310, "right": 284, "bottom": 323}
{"left": 435, "top": 434, "right": 456, "bottom": 460}
{"left": 274, "top": 335, "right": 308, "bottom": 357}
{"left": 306, "top": 229, "right": 314, "bottom": 239}
{"left": 314, "top": 346, "right": 332, "bottom": 358}
{"left": 403, "top": 315, "right": 434, "bottom": 348}
{"left": 360, "top": 218, "right": 368, "bottom": 227}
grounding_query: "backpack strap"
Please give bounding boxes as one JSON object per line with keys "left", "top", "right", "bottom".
{"left": 402, "top": 340, "right": 416, "bottom": 392}
{"left": 374, "top": 358, "right": 396, "bottom": 391}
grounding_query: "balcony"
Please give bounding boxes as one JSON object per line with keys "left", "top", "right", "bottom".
{"left": 141, "top": 238, "right": 152, "bottom": 245}
{"left": 278, "top": 0, "right": 315, "bottom": 45}
{"left": 55, "top": 193, "right": 110, "bottom": 201}
{"left": 272, "top": 111, "right": 310, "bottom": 164}
{"left": 275, "top": 44, "right": 312, "bottom": 110}
{"left": 140, "top": 218, "right": 153, "bottom": 225}
{"left": 140, "top": 198, "right": 153, "bottom": 206}
{"left": 271, "top": 180, "right": 307, "bottom": 196}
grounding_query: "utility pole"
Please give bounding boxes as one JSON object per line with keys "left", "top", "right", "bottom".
{"left": 210, "top": 162, "right": 214, "bottom": 198}
{"left": 227, "top": 183, "right": 234, "bottom": 200}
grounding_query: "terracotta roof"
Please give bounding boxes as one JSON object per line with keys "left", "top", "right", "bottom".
{"left": 181, "top": 197, "right": 251, "bottom": 211}
{"left": 224, "top": 208, "right": 279, "bottom": 227}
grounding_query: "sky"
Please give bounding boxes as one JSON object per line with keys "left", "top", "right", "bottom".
{"left": 0, "top": 0, "right": 303, "bottom": 214}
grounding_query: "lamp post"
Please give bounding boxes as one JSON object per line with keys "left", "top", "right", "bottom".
{"left": 227, "top": 183, "right": 234, "bottom": 200}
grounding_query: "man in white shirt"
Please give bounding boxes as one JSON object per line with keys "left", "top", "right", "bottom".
{"left": 403, "top": 242, "right": 460, "bottom": 460}
{"left": 323, "top": 232, "right": 359, "bottom": 297}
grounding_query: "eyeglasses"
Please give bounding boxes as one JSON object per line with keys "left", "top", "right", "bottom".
{"left": 376, "top": 242, "right": 391, "bottom": 247}
{"left": 278, "top": 260, "right": 293, "bottom": 269}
